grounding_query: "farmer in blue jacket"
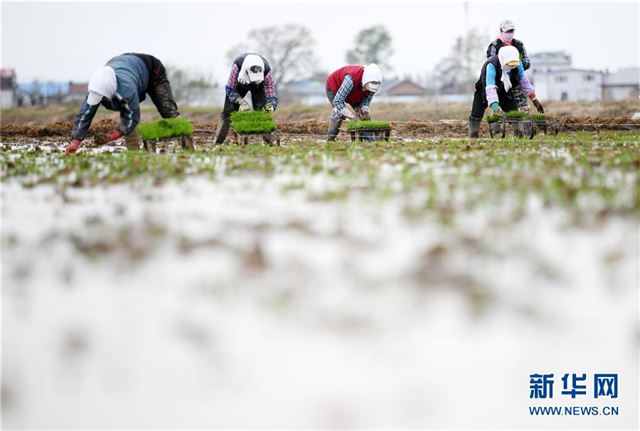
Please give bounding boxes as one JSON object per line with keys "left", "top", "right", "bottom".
{"left": 66, "top": 53, "right": 179, "bottom": 154}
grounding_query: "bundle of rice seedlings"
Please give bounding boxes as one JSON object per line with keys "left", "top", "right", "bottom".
{"left": 346, "top": 120, "right": 391, "bottom": 131}
{"left": 231, "top": 111, "right": 277, "bottom": 133}
{"left": 138, "top": 118, "right": 193, "bottom": 141}
{"left": 486, "top": 114, "right": 504, "bottom": 123}
{"left": 505, "top": 110, "right": 528, "bottom": 120}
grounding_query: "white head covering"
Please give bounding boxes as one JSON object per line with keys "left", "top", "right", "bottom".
{"left": 87, "top": 66, "right": 117, "bottom": 105}
{"left": 497, "top": 46, "right": 520, "bottom": 92}
{"left": 238, "top": 54, "right": 265, "bottom": 85}
{"left": 362, "top": 63, "right": 383, "bottom": 92}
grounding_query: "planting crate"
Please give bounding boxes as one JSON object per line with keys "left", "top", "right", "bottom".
{"left": 346, "top": 120, "right": 392, "bottom": 141}
{"left": 487, "top": 111, "right": 532, "bottom": 139}
{"left": 530, "top": 114, "right": 559, "bottom": 137}
{"left": 230, "top": 111, "right": 280, "bottom": 145}
{"left": 486, "top": 112, "right": 557, "bottom": 139}
{"left": 138, "top": 118, "right": 194, "bottom": 152}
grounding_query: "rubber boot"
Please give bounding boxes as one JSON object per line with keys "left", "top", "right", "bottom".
{"left": 214, "top": 114, "right": 231, "bottom": 144}
{"left": 468, "top": 116, "right": 481, "bottom": 138}
{"left": 125, "top": 129, "right": 142, "bottom": 150}
{"left": 327, "top": 117, "right": 343, "bottom": 141}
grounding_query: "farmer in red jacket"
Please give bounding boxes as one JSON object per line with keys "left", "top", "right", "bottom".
{"left": 325, "top": 63, "right": 383, "bottom": 141}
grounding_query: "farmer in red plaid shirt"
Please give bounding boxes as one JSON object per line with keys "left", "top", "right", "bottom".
{"left": 325, "top": 63, "right": 383, "bottom": 141}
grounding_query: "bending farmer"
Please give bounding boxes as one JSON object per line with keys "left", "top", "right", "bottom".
{"left": 487, "top": 19, "right": 532, "bottom": 111}
{"left": 325, "top": 63, "right": 383, "bottom": 141}
{"left": 67, "top": 53, "right": 179, "bottom": 154}
{"left": 214, "top": 53, "right": 278, "bottom": 144}
{"left": 468, "top": 46, "right": 543, "bottom": 138}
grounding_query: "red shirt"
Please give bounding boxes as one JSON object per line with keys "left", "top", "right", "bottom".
{"left": 326, "top": 65, "right": 369, "bottom": 105}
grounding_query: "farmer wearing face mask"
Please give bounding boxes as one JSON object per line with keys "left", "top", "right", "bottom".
{"left": 468, "top": 46, "right": 544, "bottom": 138}
{"left": 66, "top": 53, "right": 180, "bottom": 154}
{"left": 325, "top": 63, "right": 383, "bottom": 141}
{"left": 487, "top": 19, "right": 531, "bottom": 112}
{"left": 214, "top": 53, "right": 278, "bottom": 144}
{"left": 486, "top": 20, "right": 530, "bottom": 70}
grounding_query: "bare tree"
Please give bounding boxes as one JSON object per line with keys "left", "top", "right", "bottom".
{"left": 431, "top": 28, "right": 487, "bottom": 94}
{"left": 166, "top": 66, "right": 216, "bottom": 105}
{"left": 226, "top": 24, "right": 318, "bottom": 86}
{"left": 346, "top": 25, "right": 393, "bottom": 70}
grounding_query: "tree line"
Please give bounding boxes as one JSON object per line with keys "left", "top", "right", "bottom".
{"left": 167, "top": 24, "right": 488, "bottom": 103}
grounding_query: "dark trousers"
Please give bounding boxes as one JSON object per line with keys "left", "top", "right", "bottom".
{"left": 130, "top": 53, "right": 180, "bottom": 119}
{"left": 325, "top": 87, "right": 342, "bottom": 140}
{"left": 470, "top": 84, "right": 519, "bottom": 120}
{"left": 147, "top": 63, "right": 179, "bottom": 119}
{"left": 214, "top": 85, "right": 266, "bottom": 144}
{"left": 148, "top": 78, "right": 180, "bottom": 119}
{"left": 511, "top": 86, "right": 527, "bottom": 110}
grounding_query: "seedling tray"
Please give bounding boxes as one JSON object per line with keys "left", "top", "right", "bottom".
{"left": 531, "top": 119, "right": 559, "bottom": 136}
{"left": 346, "top": 120, "right": 392, "bottom": 141}
{"left": 230, "top": 111, "right": 279, "bottom": 145}
{"left": 487, "top": 113, "right": 558, "bottom": 139}
{"left": 138, "top": 118, "right": 194, "bottom": 151}
{"left": 232, "top": 130, "right": 281, "bottom": 146}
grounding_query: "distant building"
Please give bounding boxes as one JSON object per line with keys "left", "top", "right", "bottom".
{"left": 377, "top": 78, "right": 427, "bottom": 103}
{"left": 1, "top": 69, "right": 17, "bottom": 109}
{"left": 284, "top": 78, "right": 327, "bottom": 105}
{"left": 284, "top": 76, "right": 428, "bottom": 105}
{"left": 62, "top": 81, "right": 88, "bottom": 103}
{"left": 602, "top": 68, "right": 640, "bottom": 101}
{"left": 17, "top": 81, "right": 69, "bottom": 105}
{"left": 529, "top": 51, "right": 572, "bottom": 72}
{"left": 383, "top": 79, "right": 426, "bottom": 96}
{"left": 529, "top": 51, "right": 639, "bottom": 102}
{"left": 532, "top": 69, "right": 603, "bottom": 102}
{"left": 380, "top": 79, "right": 427, "bottom": 99}
{"left": 529, "top": 52, "right": 603, "bottom": 101}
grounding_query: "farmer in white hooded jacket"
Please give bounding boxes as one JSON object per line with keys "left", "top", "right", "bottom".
{"left": 325, "top": 63, "right": 383, "bottom": 141}
{"left": 214, "top": 53, "right": 278, "bottom": 144}
{"left": 66, "top": 53, "right": 179, "bottom": 154}
{"left": 468, "top": 45, "right": 544, "bottom": 138}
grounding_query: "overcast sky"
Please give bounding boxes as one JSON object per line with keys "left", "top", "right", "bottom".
{"left": 1, "top": 0, "right": 638, "bottom": 84}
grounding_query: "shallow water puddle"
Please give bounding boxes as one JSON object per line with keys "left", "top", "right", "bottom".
{"left": 1, "top": 137, "right": 638, "bottom": 428}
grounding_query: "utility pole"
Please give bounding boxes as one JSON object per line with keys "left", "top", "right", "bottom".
{"left": 464, "top": 2, "right": 469, "bottom": 36}
{"left": 463, "top": 2, "right": 471, "bottom": 85}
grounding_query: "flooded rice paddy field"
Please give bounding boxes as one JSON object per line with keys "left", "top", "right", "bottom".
{"left": 1, "top": 132, "right": 639, "bottom": 428}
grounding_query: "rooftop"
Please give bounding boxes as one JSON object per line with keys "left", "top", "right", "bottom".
{"left": 603, "top": 68, "right": 640, "bottom": 86}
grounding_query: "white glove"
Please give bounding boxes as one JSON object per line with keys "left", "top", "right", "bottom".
{"left": 339, "top": 107, "right": 355, "bottom": 120}
{"left": 356, "top": 106, "right": 371, "bottom": 120}
{"left": 237, "top": 98, "right": 250, "bottom": 111}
